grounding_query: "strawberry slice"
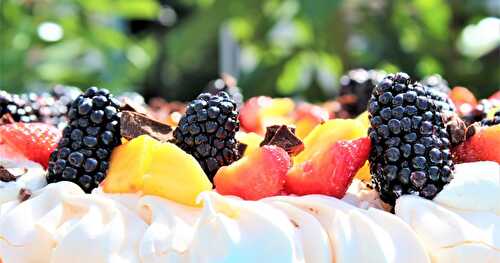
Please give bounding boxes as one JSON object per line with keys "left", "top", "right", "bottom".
{"left": 285, "top": 137, "right": 371, "bottom": 198}
{"left": 214, "top": 145, "right": 291, "bottom": 200}
{"left": 453, "top": 125, "right": 500, "bottom": 164}
{"left": 0, "top": 123, "right": 61, "bottom": 168}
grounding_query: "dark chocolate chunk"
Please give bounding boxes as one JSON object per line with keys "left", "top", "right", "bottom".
{"left": 120, "top": 98, "right": 148, "bottom": 115}
{"left": 18, "top": 188, "right": 32, "bottom": 202}
{"left": 446, "top": 115, "right": 467, "bottom": 146}
{"left": 120, "top": 111, "right": 173, "bottom": 142}
{"left": 260, "top": 125, "right": 304, "bottom": 156}
{"left": 0, "top": 113, "right": 15, "bottom": 126}
{"left": 237, "top": 143, "right": 248, "bottom": 157}
{"left": 0, "top": 166, "right": 16, "bottom": 182}
{"left": 466, "top": 123, "right": 481, "bottom": 139}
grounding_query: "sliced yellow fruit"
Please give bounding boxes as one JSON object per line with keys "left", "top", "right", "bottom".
{"left": 294, "top": 119, "right": 366, "bottom": 164}
{"left": 144, "top": 142, "right": 212, "bottom": 206}
{"left": 103, "top": 135, "right": 212, "bottom": 207}
{"left": 236, "top": 132, "right": 264, "bottom": 156}
{"left": 104, "top": 135, "right": 156, "bottom": 193}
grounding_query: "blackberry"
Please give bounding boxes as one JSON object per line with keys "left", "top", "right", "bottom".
{"left": 481, "top": 109, "right": 500, "bottom": 126}
{"left": 463, "top": 99, "right": 500, "bottom": 125}
{"left": 20, "top": 92, "right": 68, "bottom": 129}
{"left": 0, "top": 90, "right": 38, "bottom": 122}
{"left": 368, "top": 72, "right": 454, "bottom": 205}
{"left": 421, "top": 74, "right": 450, "bottom": 94}
{"left": 47, "top": 87, "right": 122, "bottom": 192}
{"left": 204, "top": 74, "right": 243, "bottom": 107}
{"left": 338, "top": 69, "right": 385, "bottom": 116}
{"left": 173, "top": 92, "right": 240, "bottom": 180}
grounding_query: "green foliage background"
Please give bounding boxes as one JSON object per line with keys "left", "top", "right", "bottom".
{"left": 0, "top": 0, "right": 499, "bottom": 101}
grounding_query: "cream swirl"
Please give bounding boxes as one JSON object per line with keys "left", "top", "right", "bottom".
{"left": 0, "top": 162, "right": 498, "bottom": 262}
{"left": 396, "top": 161, "right": 500, "bottom": 263}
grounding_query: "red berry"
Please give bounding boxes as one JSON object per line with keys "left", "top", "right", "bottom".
{"left": 489, "top": 90, "right": 500, "bottom": 101}
{"left": 214, "top": 145, "right": 291, "bottom": 200}
{"left": 239, "top": 96, "right": 272, "bottom": 134}
{"left": 453, "top": 125, "right": 500, "bottom": 164}
{"left": 285, "top": 137, "right": 371, "bottom": 198}
{"left": 0, "top": 123, "right": 61, "bottom": 168}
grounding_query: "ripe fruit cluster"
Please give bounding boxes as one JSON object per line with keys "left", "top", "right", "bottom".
{"left": 368, "top": 72, "right": 454, "bottom": 205}
{"left": 47, "top": 87, "right": 122, "bottom": 192}
{"left": 173, "top": 92, "right": 241, "bottom": 179}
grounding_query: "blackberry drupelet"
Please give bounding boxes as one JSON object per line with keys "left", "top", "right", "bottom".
{"left": 0, "top": 90, "right": 38, "bottom": 122}
{"left": 421, "top": 74, "right": 450, "bottom": 94}
{"left": 339, "top": 68, "right": 385, "bottom": 116}
{"left": 173, "top": 92, "right": 241, "bottom": 180}
{"left": 47, "top": 87, "right": 122, "bottom": 192}
{"left": 368, "top": 72, "right": 454, "bottom": 205}
{"left": 204, "top": 74, "right": 243, "bottom": 107}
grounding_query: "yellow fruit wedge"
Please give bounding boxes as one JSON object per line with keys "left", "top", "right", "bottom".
{"left": 294, "top": 119, "right": 366, "bottom": 164}
{"left": 235, "top": 132, "right": 264, "bottom": 156}
{"left": 295, "top": 118, "right": 319, "bottom": 139}
{"left": 104, "top": 135, "right": 156, "bottom": 193}
{"left": 355, "top": 161, "right": 371, "bottom": 181}
{"left": 144, "top": 142, "right": 212, "bottom": 206}
{"left": 355, "top": 111, "right": 370, "bottom": 130}
{"left": 103, "top": 135, "right": 212, "bottom": 207}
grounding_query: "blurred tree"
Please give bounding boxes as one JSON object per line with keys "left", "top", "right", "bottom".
{"left": 0, "top": 0, "right": 499, "bottom": 100}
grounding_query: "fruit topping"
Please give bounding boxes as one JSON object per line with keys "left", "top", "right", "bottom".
{"left": 368, "top": 72, "right": 455, "bottom": 205}
{"left": 214, "top": 145, "right": 291, "bottom": 200}
{"left": 235, "top": 131, "right": 264, "bottom": 156}
{"left": 286, "top": 137, "right": 371, "bottom": 198}
{"left": 462, "top": 99, "right": 500, "bottom": 125}
{"left": 260, "top": 125, "right": 304, "bottom": 156}
{"left": 0, "top": 90, "right": 39, "bottom": 123}
{"left": 481, "top": 108, "right": 500, "bottom": 126}
{"left": 47, "top": 87, "right": 122, "bottom": 192}
{"left": 293, "top": 103, "right": 329, "bottom": 139}
{"left": 172, "top": 92, "right": 241, "bottom": 180}
{"left": 294, "top": 119, "right": 365, "bottom": 165}
{"left": 449, "top": 86, "right": 477, "bottom": 115}
{"left": 0, "top": 123, "right": 61, "bottom": 169}
{"left": 338, "top": 68, "right": 385, "bottom": 116}
{"left": 120, "top": 111, "right": 172, "bottom": 142}
{"left": 453, "top": 124, "right": 500, "bottom": 164}
{"left": 239, "top": 96, "right": 294, "bottom": 134}
{"left": 104, "top": 135, "right": 212, "bottom": 206}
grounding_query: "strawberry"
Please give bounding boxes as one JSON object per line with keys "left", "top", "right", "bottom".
{"left": 285, "top": 137, "right": 371, "bottom": 198}
{"left": 449, "top": 86, "right": 478, "bottom": 115}
{"left": 214, "top": 145, "right": 291, "bottom": 200}
{"left": 239, "top": 96, "right": 273, "bottom": 134}
{"left": 489, "top": 90, "right": 500, "bottom": 101}
{"left": 453, "top": 125, "right": 500, "bottom": 164}
{"left": 0, "top": 123, "right": 61, "bottom": 168}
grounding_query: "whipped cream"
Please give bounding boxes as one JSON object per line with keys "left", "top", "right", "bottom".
{"left": 0, "top": 158, "right": 47, "bottom": 208}
{"left": 396, "top": 161, "right": 500, "bottom": 263}
{"left": 0, "top": 161, "right": 498, "bottom": 263}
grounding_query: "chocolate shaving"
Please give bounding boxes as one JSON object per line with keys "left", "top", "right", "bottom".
{"left": 0, "top": 166, "right": 16, "bottom": 182}
{"left": 466, "top": 123, "right": 481, "bottom": 139}
{"left": 260, "top": 125, "right": 304, "bottom": 156}
{"left": 120, "top": 98, "right": 149, "bottom": 115}
{"left": 120, "top": 111, "right": 173, "bottom": 142}
{"left": 237, "top": 143, "right": 248, "bottom": 157}
{"left": 0, "top": 113, "right": 15, "bottom": 125}
{"left": 446, "top": 114, "right": 467, "bottom": 146}
{"left": 18, "top": 188, "right": 32, "bottom": 202}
